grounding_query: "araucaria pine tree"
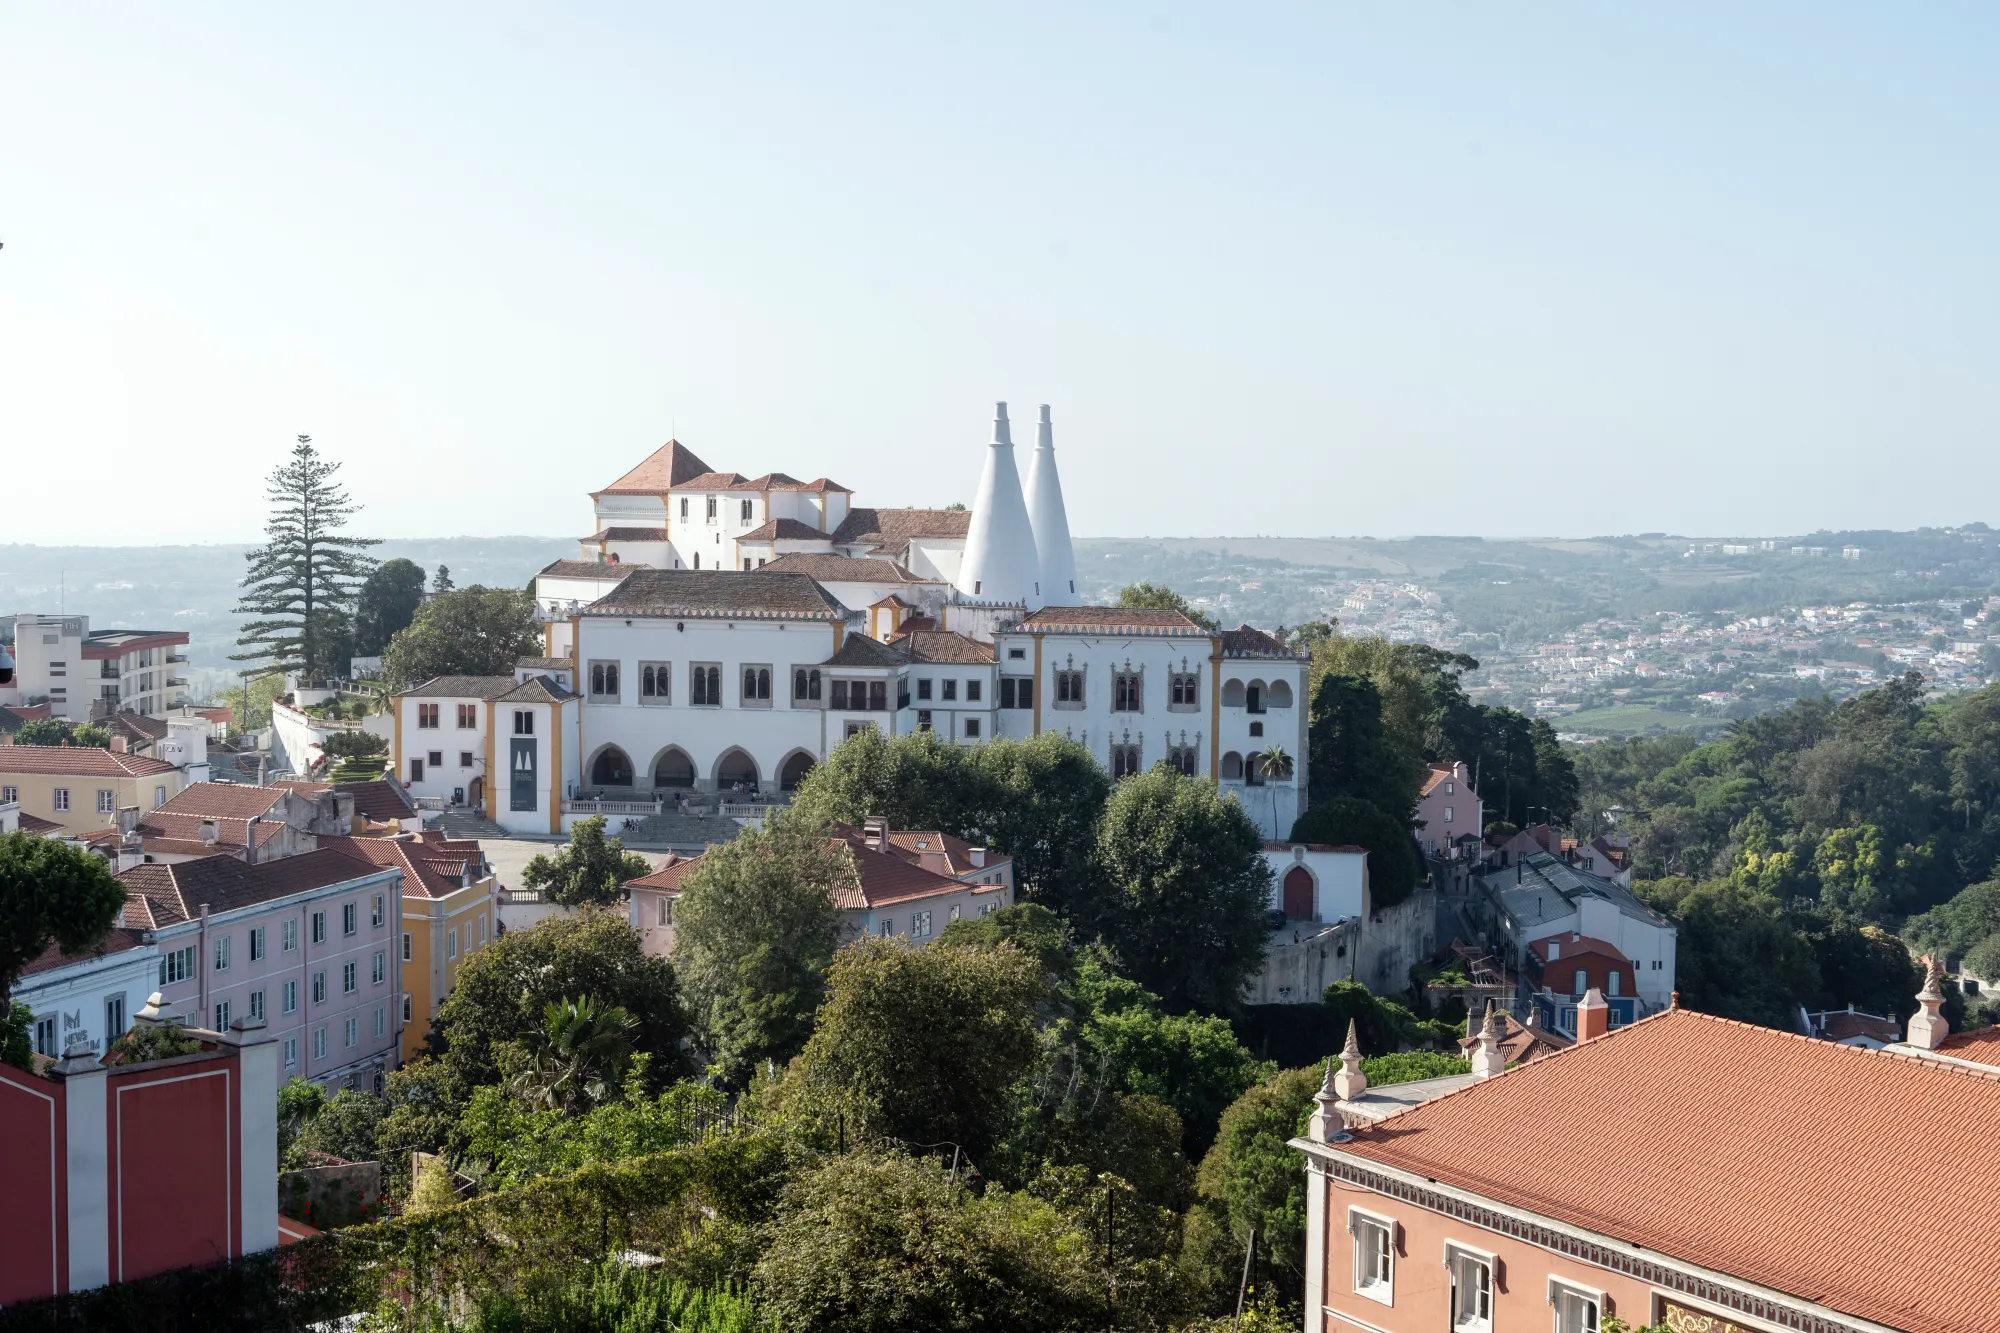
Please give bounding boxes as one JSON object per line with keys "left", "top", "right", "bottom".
{"left": 233, "top": 435, "right": 379, "bottom": 681}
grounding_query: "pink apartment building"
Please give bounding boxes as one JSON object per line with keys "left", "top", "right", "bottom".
{"left": 117, "top": 850, "right": 405, "bottom": 1092}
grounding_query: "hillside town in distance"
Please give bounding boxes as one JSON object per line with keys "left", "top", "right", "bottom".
{"left": 4, "top": 413, "right": 1999, "bottom": 1333}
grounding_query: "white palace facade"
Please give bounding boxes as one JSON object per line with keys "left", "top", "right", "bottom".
{"left": 392, "top": 405, "right": 1307, "bottom": 839}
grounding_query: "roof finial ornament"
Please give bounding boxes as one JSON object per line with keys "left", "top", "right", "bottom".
{"left": 1908, "top": 954, "right": 1949, "bottom": 1050}
{"left": 1313, "top": 1021, "right": 1365, "bottom": 1142}
{"left": 1471, "top": 1000, "right": 1507, "bottom": 1079}
{"left": 1332, "top": 1019, "right": 1369, "bottom": 1101}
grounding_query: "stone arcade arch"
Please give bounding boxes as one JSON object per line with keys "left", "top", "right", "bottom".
{"left": 652, "top": 746, "right": 696, "bottom": 789}
{"left": 778, "top": 750, "right": 817, "bottom": 792}
{"left": 714, "top": 747, "right": 760, "bottom": 790}
{"left": 589, "top": 745, "right": 635, "bottom": 787}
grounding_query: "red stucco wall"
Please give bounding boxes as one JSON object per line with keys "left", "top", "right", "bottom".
{"left": 0, "top": 1064, "right": 64, "bottom": 1303}
{"left": 108, "top": 1056, "right": 239, "bottom": 1283}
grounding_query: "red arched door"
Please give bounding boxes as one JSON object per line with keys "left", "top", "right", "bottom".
{"left": 1282, "top": 866, "right": 1315, "bottom": 919}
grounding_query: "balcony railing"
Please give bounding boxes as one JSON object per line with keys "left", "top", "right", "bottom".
{"left": 563, "top": 796, "right": 663, "bottom": 817}
{"left": 166, "top": 654, "right": 189, "bottom": 664}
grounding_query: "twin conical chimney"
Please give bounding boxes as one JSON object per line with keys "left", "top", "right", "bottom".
{"left": 1023, "top": 405, "right": 1077, "bottom": 607}
{"left": 954, "top": 403, "right": 1043, "bottom": 607}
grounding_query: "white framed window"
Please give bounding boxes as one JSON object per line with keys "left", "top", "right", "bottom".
{"left": 312, "top": 970, "right": 326, "bottom": 1005}
{"left": 911, "top": 910, "right": 933, "bottom": 939}
{"left": 283, "top": 1036, "right": 299, "bottom": 1068}
{"left": 1447, "top": 1243, "right": 1495, "bottom": 1332}
{"left": 343, "top": 902, "right": 358, "bottom": 936}
{"left": 588, "top": 660, "right": 621, "bottom": 701}
{"left": 213, "top": 1000, "right": 231, "bottom": 1031}
{"left": 249, "top": 925, "right": 266, "bottom": 962}
{"left": 403, "top": 932, "right": 412, "bottom": 962}
{"left": 963, "top": 717, "right": 981, "bottom": 738}
{"left": 312, "top": 1026, "right": 326, "bottom": 1060}
{"left": 373, "top": 1006, "right": 387, "bottom": 1039}
{"left": 213, "top": 934, "right": 231, "bottom": 972}
{"left": 105, "top": 994, "right": 126, "bottom": 1038}
{"left": 1549, "top": 1279, "right": 1602, "bottom": 1333}
{"left": 310, "top": 910, "right": 326, "bottom": 945}
{"left": 402, "top": 995, "right": 413, "bottom": 1023}
{"left": 478, "top": 913, "right": 487, "bottom": 944}
{"left": 97, "top": 788, "right": 116, "bottom": 814}
{"left": 154, "top": 784, "right": 166, "bottom": 807}
{"left": 343, "top": 961, "right": 357, "bottom": 994}
{"left": 371, "top": 894, "right": 385, "bottom": 928}
{"left": 1444, "top": 805, "right": 1454, "bottom": 823}
{"left": 2, "top": 785, "right": 16, "bottom": 804}
{"left": 740, "top": 665, "right": 773, "bottom": 707}
{"left": 447, "top": 926, "right": 459, "bottom": 960}
{"left": 1349, "top": 1208, "right": 1394, "bottom": 1304}
{"left": 659, "top": 896, "right": 673, "bottom": 926}
{"left": 249, "top": 989, "right": 265, "bottom": 1022}
{"left": 282, "top": 918, "right": 299, "bottom": 952}
{"left": 53, "top": 788, "right": 69, "bottom": 812}
{"left": 877, "top": 918, "right": 893, "bottom": 937}
{"left": 282, "top": 979, "right": 298, "bottom": 1014}
{"left": 344, "top": 1015, "right": 358, "bottom": 1048}
{"left": 159, "top": 946, "right": 194, "bottom": 985}
{"left": 690, "top": 663, "right": 722, "bottom": 707}
{"left": 372, "top": 951, "right": 386, "bottom": 985}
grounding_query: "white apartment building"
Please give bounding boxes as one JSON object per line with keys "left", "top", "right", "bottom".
{"left": 0, "top": 616, "right": 191, "bottom": 721}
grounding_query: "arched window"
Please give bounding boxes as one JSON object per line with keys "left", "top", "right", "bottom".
{"left": 1245, "top": 754, "right": 1266, "bottom": 787}
{"left": 809, "top": 670, "right": 822, "bottom": 700}
{"left": 1221, "top": 751, "right": 1243, "bottom": 781}
{"left": 1266, "top": 679, "right": 1294, "bottom": 709}
{"left": 1222, "top": 680, "right": 1246, "bottom": 709}
{"left": 794, "top": 669, "right": 809, "bottom": 700}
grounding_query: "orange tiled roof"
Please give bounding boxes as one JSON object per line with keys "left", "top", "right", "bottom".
{"left": 1527, "top": 934, "right": 1631, "bottom": 967}
{"left": 881, "top": 829, "right": 1010, "bottom": 878}
{"left": 158, "top": 781, "right": 288, "bottom": 821}
{"left": 1935, "top": 1024, "right": 2000, "bottom": 1066}
{"left": 0, "top": 745, "right": 177, "bottom": 777}
{"left": 1334, "top": 1007, "right": 2000, "bottom": 1333}
{"left": 1012, "top": 606, "right": 1208, "bottom": 636}
{"left": 593, "top": 440, "right": 714, "bottom": 496}
{"left": 321, "top": 834, "right": 478, "bottom": 899}
{"left": 628, "top": 852, "right": 705, "bottom": 893}
{"left": 739, "top": 518, "right": 829, "bottom": 543}
{"left": 829, "top": 507, "right": 971, "bottom": 550}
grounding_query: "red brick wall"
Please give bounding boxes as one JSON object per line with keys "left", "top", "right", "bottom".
{"left": 0, "top": 1063, "right": 64, "bottom": 1303}
{"left": 107, "top": 1055, "right": 240, "bottom": 1283}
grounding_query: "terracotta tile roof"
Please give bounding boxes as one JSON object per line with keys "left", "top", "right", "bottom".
{"left": 17, "top": 927, "right": 150, "bottom": 978}
{"left": 321, "top": 834, "right": 478, "bottom": 899}
{"left": 3, "top": 702, "right": 54, "bottom": 724}
{"left": 80, "top": 630, "right": 187, "bottom": 660}
{"left": 594, "top": 440, "right": 714, "bottom": 496}
{"left": 628, "top": 852, "right": 705, "bottom": 892}
{"left": 106, "top": 712, "right": 171, "bottom": 743}
{"left": 822, "top": 635, "right": 908, "bottom": 668}
{"left": 497, "top": 675, "right": 575, "bottom": 704}
{"left": 585, "top": 526, "right": 672, "bottom": 542}
{"left": 1333, "top": 1007, "right": 2000, "bottom": 1333}
{"left": 0, "top": 745, "right": 178, "bottom": 777}
{"left": 881, "top": 829, "right": 1010, "bottom": 877}
{"left": 829, "top": 507, "right": 971, "bottom": 550}
{"left": 399, "top": 676, "right": 518, "bottom": 699}
{"left": 1527, "top": 934, "right": 1632, "bottom": 967}
{"left": 583, "top": 570, "right": 846, "bottom": 621}
{"left": 141, "top": 837, "right": 232, "bottom": 858}
{"left": 887, "top": 631, "right": 995, "bottom": 665}
{"left": 1934, "top": 1024, "right": 2000, "bottom": 1065}
{"left": 158, "top": 781, "right": 287, "bottom": 821}
{"left": 740, "top": 519, "right": 832, "bottom": 543}
{"left": 676, "top": 470, "right": 754, "bottom": 491}
{"left": 117, "top": 849, "right": 391, "bottom": 926}
{"left": 1454, "top": 1010, "right": 1572, "bottom": 1067}
{"left": 1011, "top": 606, "right": 1209, "bottom": 637}
{"left": 335, "top": 778, "right": 419, "bottom": 823}
{"left": 761, "top": 553, "right": 932, "bottom": 584}
{"left": 17, "top": 811, "right": 64, "bottom": 834}
{"left": 537, "top": 560, "right": 641, "bottom": 583}
{"left": 516, "top": 656, "right": 571, "bottom": 670}
{"left": 139, "top": 810, "right": 286, "bottom": 850}
{"left": 1419, "top": 765, "right": 1455, "bottom": 797}
{"left": 1219, "top": 625, "right": 1297, "bottom": 658}
{"left": 827, "top": 824, "right": 974, "bottom": 908}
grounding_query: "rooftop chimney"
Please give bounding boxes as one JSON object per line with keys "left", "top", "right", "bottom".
{"left": 953, "top": 402, "right": 1043, "bottom": 607}
{"left": 199, "top": 819, "right": 218, "bottom": 844}
{"left": 969, "top": 847, "right": 986, "bottom": 869}
{"left": 1907, "top": 955, "right": 1949, "bottom": 1050}
{"left": 1022, "top": 404, "right": 1078, "bottom": 607}
{"left": 862, "top": 815, "right": 888, "bottom": 852}
{"left": 1576, "top": 988, "right": 1610, "bottom": 1042}
{"left": 1471, "top": 1000, "right": 1507, "bottom": 1078}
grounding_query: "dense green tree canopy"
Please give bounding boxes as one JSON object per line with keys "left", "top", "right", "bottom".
{"left": 0, "top": 831, "right": 127, "bottom": 994}
{"left": 380, "top": 585, "right": 540, "bottom": 688}
{"left": 1288, "top": 797, "right": 1422, "bottom": 909}
{"left": 520, "top": 816, "right": 652, "bottom": 907}
{"left": 1116, "top": 580, "right": 1218, "bottom": 630}
{"left": 1092, "top": 764, "right": 1272, "bottom": 1013}
{"left": 11, "top": 720, "right": 110, "bottom": 748}
{"left": 353, "top": 557, "right": 427, "bottom": 656}
{"left": 672, "top": 810, "right": 847, "bottom": 1081}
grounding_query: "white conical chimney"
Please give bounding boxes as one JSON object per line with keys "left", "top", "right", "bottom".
{"left": 954, "top": 402, "right": 1043, "bottom": 607}
{"left": 1023, "top": 404, "right": 1078, "bottom": 606}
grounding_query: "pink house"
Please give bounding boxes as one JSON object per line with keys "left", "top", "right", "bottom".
{"left": 117, "top": 850, "right": 406, "bottom": 1093}
{"left": 1415, "top": 762, "right": 1481, "bottom": 856}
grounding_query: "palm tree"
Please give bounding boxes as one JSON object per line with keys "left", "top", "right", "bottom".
{"left": 1256, "top": 743, "right": 1295, "bottom": 781}
{"left": 510, "top": 996, "right": 639, "bottom": 1113}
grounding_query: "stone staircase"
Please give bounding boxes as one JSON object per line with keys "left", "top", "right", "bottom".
{"left": 433, "top": 809, "right": 509, "bottom": 840}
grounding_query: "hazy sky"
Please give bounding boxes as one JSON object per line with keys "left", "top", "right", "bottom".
{"left": 4, "top": 4, "right": 1997, "bottom": 545}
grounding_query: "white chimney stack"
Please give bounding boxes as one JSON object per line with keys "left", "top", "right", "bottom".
{"left": 1022, "top": 404, "right": 1078, "bottom": 607}
{"left": 953, "top": 402, "right": 1044, "bottom": 608}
